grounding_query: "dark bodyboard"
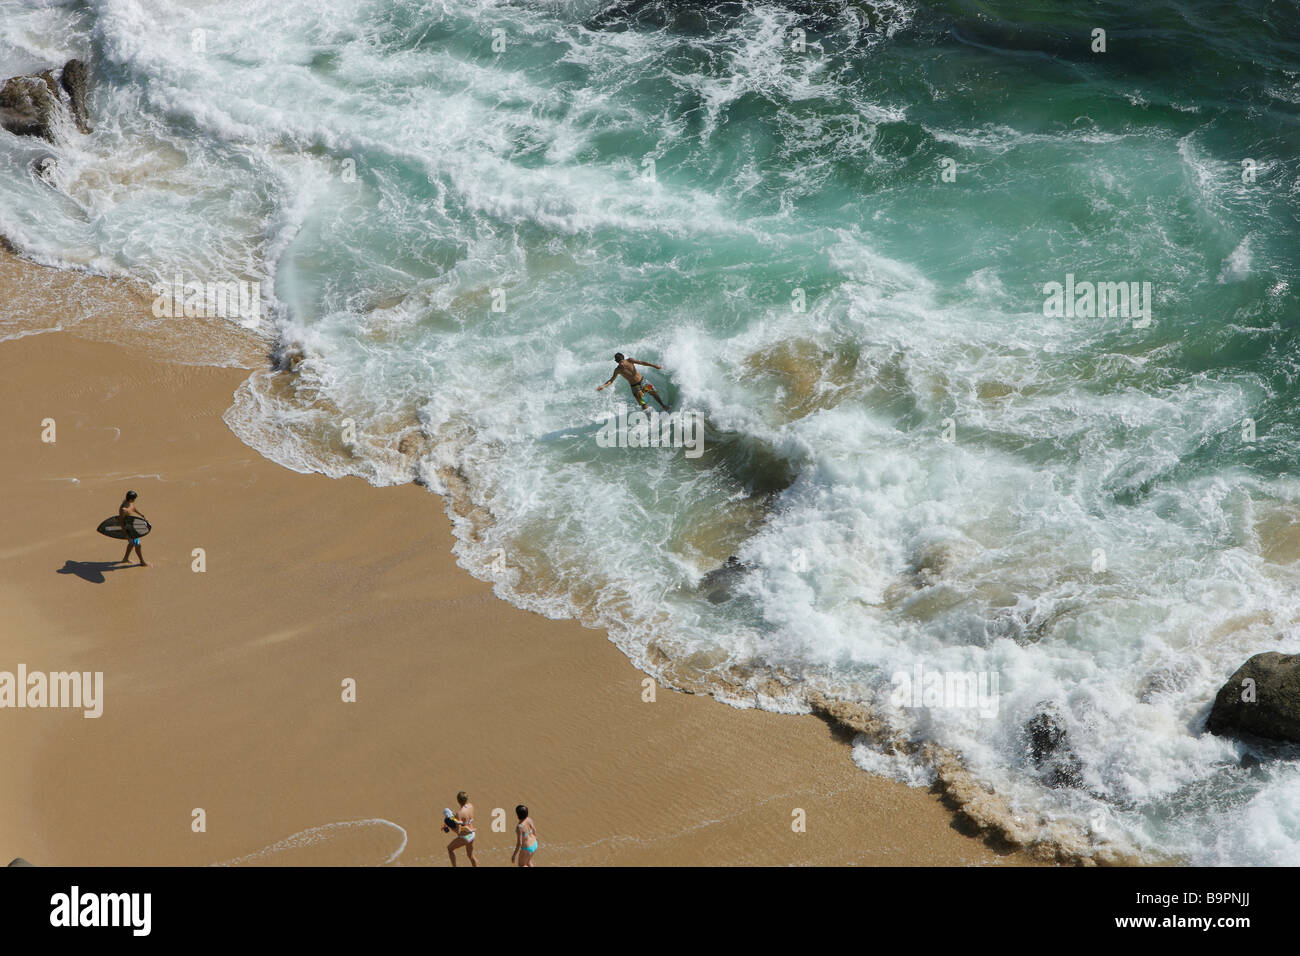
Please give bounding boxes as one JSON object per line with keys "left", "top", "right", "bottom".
{"left": 96, "top": 515, "right": 151, "bottom": 540}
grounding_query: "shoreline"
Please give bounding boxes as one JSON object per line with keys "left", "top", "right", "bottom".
{"left": 0, "top": 249, "right": 1037, "bottom": 866}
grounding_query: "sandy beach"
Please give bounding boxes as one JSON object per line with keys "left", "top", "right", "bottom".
{"left": 0, "top": 251, "right": 1036, "bottom": 866}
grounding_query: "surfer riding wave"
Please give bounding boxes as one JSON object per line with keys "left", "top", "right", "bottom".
{"left": 596, "top": 352, "right": 670, "bottom": 412}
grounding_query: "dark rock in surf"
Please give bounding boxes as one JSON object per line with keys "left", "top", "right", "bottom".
{"left": 0, "top": 71, "right": 62, "bottom": 141}
{"left": 698, "top": 555, "right": 752, "bottom": 604}
{"left": 1207, "top": 652, "right": 1300, "bottom": 743}
{"left": 59, "top": 59, "right": 92, "bottom": 134}
{"left": 0, "top": 59, "right": 92, "bottom": 141}
{"left": 33, "top": 155, "right": 58, "bottom": 183}
{"left": 1023, "top": 702, "right": 1084, "bottom": 789}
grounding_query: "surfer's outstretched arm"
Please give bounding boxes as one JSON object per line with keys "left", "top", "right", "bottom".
{"left": 628, "top": 358, "right": 662, "bottom": 369}
{"left": 596, "top": 371, "right": 618, "bottom": 391}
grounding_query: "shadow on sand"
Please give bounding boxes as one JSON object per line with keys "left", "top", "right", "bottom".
{"left": 57, "top": 560, "right": 140, "bottom": 583}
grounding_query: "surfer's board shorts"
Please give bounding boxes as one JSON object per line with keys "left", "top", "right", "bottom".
{"left": 131, "top": 537, "right": 141, "bottom": 546}
{"left": 630, "top": 380, "right": 656, "bottom": 406}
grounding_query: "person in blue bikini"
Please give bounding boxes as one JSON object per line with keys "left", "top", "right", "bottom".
{"left": 117, "top": 490, "right": 148, "bottom": 567}
{"left": 511, "top": 805, "right": 539, "bottom": 867}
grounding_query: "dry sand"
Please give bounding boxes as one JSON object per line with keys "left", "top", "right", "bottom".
{"left": 0, "top": 251, "right": 1034, "bottom": 866}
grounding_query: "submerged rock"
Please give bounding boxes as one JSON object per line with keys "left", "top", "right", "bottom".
{"left": 33, "top": 155, "right": 58, "bottom": 184}
{"left": 697, "top": 555, "right": 752, "bottom": 604}
{"left": 1207, "top": 652, "right": 1300, "bottom": 743}
{"left": 1023, "top": 702, "right": 1084, "bottom": 789}
{"left": 1138, "top": 657, "right": 1202, "bottom": 703}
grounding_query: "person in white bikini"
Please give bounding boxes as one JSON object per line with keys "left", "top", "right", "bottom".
{"left": 445, "top": 791, "right": 477, "bottom": 867}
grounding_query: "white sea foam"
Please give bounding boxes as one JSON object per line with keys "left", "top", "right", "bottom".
{"left": 211, "top": 818, "right": 408, "bottom": 866}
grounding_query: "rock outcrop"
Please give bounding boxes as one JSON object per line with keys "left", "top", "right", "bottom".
{"left": 0, "top": 71, "right": 61, "bottom": 141}
{"left": 1207, "top": 652, "right": 1300, "bottom": 743}
{"left": 59, "top": 59, "right": 92, "bottom": 133}
{"left": 0, "top": 59, "right": 91, "bottom": 141}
